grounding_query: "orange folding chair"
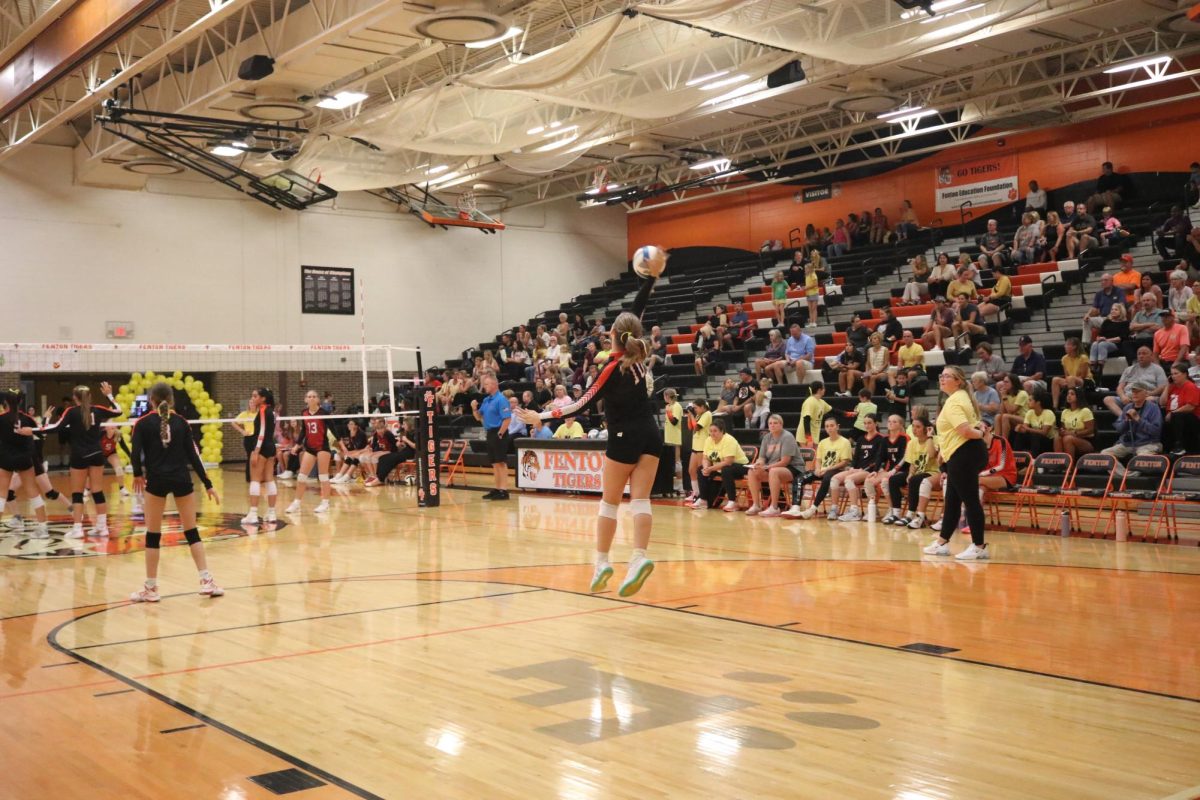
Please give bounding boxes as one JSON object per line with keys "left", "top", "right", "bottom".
{"left": 1153, "top": 455, "right": 1200, "bottom": 543}
{"left": 986, "top": 450, "right": 1032, "bottom": 526}
{"left": 1008, "top": 452, "right": 1072, "bottom": 531}
{"left": 1096, "top": 454, "right": 1170, "bottom": 540}
{"left": 441, "top": 438, "right": 469, "bottom": 486}
{"left": 1053, "top": 453, "right": 1118, "bottom": 536}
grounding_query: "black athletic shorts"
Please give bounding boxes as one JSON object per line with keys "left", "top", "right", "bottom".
{"left": 485, "top": 428, "right": 508, "bottom": 464}
{"left": 70, "top": 452, "right": 106, "bottom": 470}
{"left": 304, "top": 444, "right": 331, "bottom": 456}
{"left": 605, "top": 420, "right": 664, "bottom": 466}
{"left": 146, "top": 477, "right": 195, "bottom": 499}
{"left": 256, "top": 442, "right": 278, "bottom": 459}
{"left": 0, "top": 453, "right": 34, "bottom": 473}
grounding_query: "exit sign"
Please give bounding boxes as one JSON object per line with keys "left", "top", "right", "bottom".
{"left": 106, "top": 321, "right": 135, "bottom": 339}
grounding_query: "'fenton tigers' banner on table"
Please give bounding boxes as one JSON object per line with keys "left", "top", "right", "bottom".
{"left": 518, "top": 446, "right": 606, "bottom": 493}
{"left": 934, "top": 155, "right": 1019, "bottom": 212}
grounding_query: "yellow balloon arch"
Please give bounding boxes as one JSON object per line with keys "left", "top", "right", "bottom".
{"left": 112, "top": 370, "right": 225, "bottom": 466}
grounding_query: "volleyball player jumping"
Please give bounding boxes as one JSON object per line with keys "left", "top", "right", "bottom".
{"left": 515, "top": 268, "right": 663, "bottom": 598}
{"left": 241, "top": 388, "right": 278, "bottom": 525}
{"left": 129, "top": 382, "right": 223, "bottom": 602}
{"left": 40, "top": 383, "right": 123, "bottom": 538}
{"left": 286, "top": 390, "right": 332, "bottom": 514}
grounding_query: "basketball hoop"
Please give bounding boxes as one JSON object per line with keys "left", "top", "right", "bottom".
{"left": 456, "top": 191, "right": 477, "bottom": 219}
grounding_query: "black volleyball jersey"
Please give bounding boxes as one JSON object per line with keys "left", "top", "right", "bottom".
{"left": 40, "top": 399, "right": 123, "bottom": 459}
{"left": 131, "top": 411, "right": 213, "bottom": 489}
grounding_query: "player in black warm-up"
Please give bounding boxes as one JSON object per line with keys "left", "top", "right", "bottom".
{"left": 129, "top": 381, "right": 222, "bottom": 603}
{"left": 515, "top": 262, "right": 665, "bottom": 598}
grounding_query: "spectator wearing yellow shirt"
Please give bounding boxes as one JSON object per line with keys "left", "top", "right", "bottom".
{"left": 946, "top": 267, "right": 979, "bottom": 303}
{"left": 923, "top": 366, "right": 990, "bottom": 560}
{"left": 978, "top": 268, "right": 1012, "bottom": 320}
{"left": 662, "top": 388, "right": 683, "bottom": 493}
{"left": 1054, "top": 387, "right": 1095, "bottom": 460}
{"left": 553, "top": 417, "right": 585, "bottom": 440}
{"left": 684, "top": 399, "right": 712, "bottom": 504}
{"left": 798, "top": 383, "right": 831, "bottom": 447}
{"left": 847, "top": 388, "right": 878, "bottom": 436}
{"left": 788, "top": 417, "right": 853, "bottom": 519}
{"left": 235, "top": 408, "right": 258, "bottom": 481}
{"left": 1010, "top": 390, "right": 1056, "bottom": 457}
{"left": 893, "top": 418, "right": 938, "bottom": 528}
{"left": 994, "top": 373, "right": 1030, "bottom": 440}
{"left": 1051, "top": 337, "right": 1092, "bottom": 409}
{"left": 691, "top": 418, "right": 749, "bottom": 512}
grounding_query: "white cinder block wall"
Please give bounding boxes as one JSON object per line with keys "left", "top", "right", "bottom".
{"left": 0, "top": 145, "right": 628, "bottom": 366}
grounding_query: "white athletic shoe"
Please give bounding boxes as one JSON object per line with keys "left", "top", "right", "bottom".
{"left": 722, "top": 500, "right": 738, "bottom": 512}
{"left": 907, "top": 514, "right": 926, "bottom": 529}
{"left": 955, "top": 543, "right": 990, "bottom": 561}
{"left": 314, "top": 500, "right": 330, "bottom": 513}
{"left": 277, "top": 471, "right": 294, "bottom": 480}
{"left": 838, "top": 507, "right": 863, "bottom": 522}
{"left": 826, "top": 508, "right": 839, "bottom": 521}
{"left": 799, "top": 506, "right": 818, "bottom": 520}
{"left": 759, "top": 506, "right": 782, "bottom": 518}
{"left": 745, "top": 504, "right": 762, "bottom": 516}
{"left": 781, "top": 505, "right": 804, "bottom": 519}
{"left": 265, "top": 510, "right": 277, "bottom": 523}
{"left": 881, "top": 513, "right": 898, "bottom": 525}
{"left": 894, "top": 514, "right": 913, "bottom": 527}
{"left": 618, "top": 555, "right": 655, "bottom": 597}
{"left": 285, "top": 500, "right": 302, "bottom": 514}
{"left": 923, "top": 539, "right": 950, "bottom": 556}
{"left": 689, "top": 499, "right": 707, "bottom": 510}
{"left": 241, "top": 510, "right": 259, "bottom": 524}
{"left": 89, "top": 526, "right": 109, "bottom": 538}
{"left": 64, "top": 526, "right": 85, "bottom": 539}
{"left": 130, "top": 584, "right": 160, "bottom": 603}
{"left": 119, "top": 488, "right": 131, "bottom": 498}
{"left": 30, "top": 523, "right": 49, "bottom": 539}
{"left": 199, "top": 577, "right": 225, "bottom": 597}
{"left": 5, "top": 515, "right": 24, "bottom": 531}
{"left": 589, "top": 563, "right": 614, "bottom": 593}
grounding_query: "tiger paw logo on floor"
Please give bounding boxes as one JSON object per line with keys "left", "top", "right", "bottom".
{"left": 0, "top": 513, "right": 286, "bottom": 559}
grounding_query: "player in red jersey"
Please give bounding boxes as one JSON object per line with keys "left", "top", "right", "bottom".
{"left": 286, "top": 390, "right": 333, "bottom": 514}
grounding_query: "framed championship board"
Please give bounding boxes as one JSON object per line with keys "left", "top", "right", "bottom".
{"left": 301, "top": 266, "right": 355, "bottom": 315}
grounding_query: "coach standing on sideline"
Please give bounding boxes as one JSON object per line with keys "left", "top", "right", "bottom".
{"left": 473, "top": 374, "right": 512, "bottom": 500}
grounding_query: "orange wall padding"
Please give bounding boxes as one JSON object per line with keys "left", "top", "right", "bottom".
{"left": 627, "top": 98, "right": 1200, "bottom": 256}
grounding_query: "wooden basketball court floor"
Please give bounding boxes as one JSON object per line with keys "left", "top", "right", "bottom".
{"left": 1, "top": 471, "right": 1198, "bottom": 800}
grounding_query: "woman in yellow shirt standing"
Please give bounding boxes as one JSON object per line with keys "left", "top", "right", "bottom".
{"left": 683, "top": 399, "right": 712, "bottom": 504}
{"left": 662, "top": 388, "right": 683, "bottom": 494}
{"left": 924, "top": 366, "right": 991, "bottom": 560}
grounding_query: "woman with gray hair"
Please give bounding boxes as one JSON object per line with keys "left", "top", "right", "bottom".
{"left": 744, "top": 414, "right": 806, "bottom": 518}
{"left": 971, "top": 371, "right": 1001, "bottom": 426}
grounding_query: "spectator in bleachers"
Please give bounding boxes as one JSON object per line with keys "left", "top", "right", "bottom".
{"left": 947, "top": 267, "right": 979, "bottom": 302}
{"left": 927, "top": 252, "right": 956, "bottom": 300}
{"left": 1067, "top": 203, "right": 1098, "bottom": 257}
{"left": 533, "top": 378, "right": 551, "bottom": 407}
{"left": 847, "top": 213, "right": 865, "bottom": 247}
{"left": 552, "top": 416, "right": 584, "bottom": 440}
{"left": 535, "top": 323, "right": 550, "bottom": 348}
{"left": 572, "top": 341, "right": 598, "bottom": 385}
{"left": 1112, "top": 254, "right": 1141, "bottom": 301}
{"left": 1088, "top": 303, "right": 1130, "bottom": 371}
{"left": 846, "top": 313, "right": 871, "bottom": 351}
{"left": 863, "top": 332, "right": 891, "bottom": 395}
{"left": 895, "top": 200, "right": 919, "bottom": 241}
{"left": 894, "top": 330, "right": 926, "bottom": 385}
{"left": 786, "top": 416, "right": 851, "bottom": 519}
{"left": 878, "top": 305, "right": 903, "bottom": 347}
{"left": 783, "top": 323, "right": 816, "bottom": 385}
{"left": 1082, "top": 273, "right": 1123, "bottom": 337}
{"left": 481, "top": 350, "right": 501, "bottom": 379}
{"left": 830, "top": 341, "right": 865, "bottom": 397}
{"left": 757, "top": 328, "right": 787, "bottom": 381}
{"left": 976, "top": 219, "right": 1010, "bottom": 270}
{"left": 1167, "top": 270, "right": 1194, "bottom": 318}
{"left": 1025, "top": 180, "right": 1047, "bottom": 216}
{"left": 520, "top": 389, "right": 538, "bottom": 410}
{"left": 693, "top": 323, "right": 721, "bottom": 376}
{"left": 1187, "top": 162, "right": 1200, "bottom": 208}
{"left": 1162, "top": 363, "right": 1200, "bottom": 456}
{"left": 975, "top": 343, "right": 1006, "bottom": 384}
{"left": 1012, "top": 212, "right": 1041, "bottom": 265}
{"left": 1180, "top": 227, "right": 1200, "bottom": 277}
{"left": 951, "top": 292, "right": 986, "bottom": 352}
{"left": 1054, "top": 387, "right": 1095, "bottom": 460}
{"left": 727, "top": 303, "right": 753, "bottom": 345}
{"left": 1009, "top": 390, "right": 1055, "bottom": 457}
{"left": 1086, "top": 161, "right": 1132, "bottom": 214}
{"left": 921, "top": 297, "right": 954, "bottom": 352}
{"left": 1041, "top": 210, "right": 1066, "bottom": 261}
{"left": 1052, "top": 336, "right": 1092, "bottom": 410}
{"left": 748, "top": 378, "right": 773, "bottom": 430}
{"left": 827, "top": 218, "right": 851, "bottom": 260}
{"left": 1100, "top": 207, "right": 1129, "bottom": 248}
{"left": 871, "top": 207, "right": 889, "bottom": 244}
{"left": 1061, "top": 200, "right": 1078, "bottom": 228}
{"left": 550, "top": 384, "right": 573, "bottom": 414}
{"left": 971, "top": 371, "right": 1000, "bottom": 426}
{"left": 1103, "top": 346, "right": 1167, "bottom": 418}
{"left": 733, "top": 369, "right": 759, "bottom": 419}
{"left": 506, "top": 396, "right": 529, "bottom": 439}
{"left": 1012, "top": 335, "right": 1047, "bottom": 394}
{"left": 798, "top": 383, "right": 831, "bottom": 447}
{"left": 786, "top": 252, "right": 806, "bottom": 286}
{"left": 1155, "top": 206, "right": 1192, "bottom": 260}
{"left": 977, "top": 266, "right": 1012, "bottom": 321}
{"left": 883, "top": 369, "right": 911, "bottom": 419}
{"left": 1153, "top": 309, "right": 1190, "bottom": 367}
{"left": 1134, "top": 273, "right": 1164, "bottom": 310}
{"left": 692, "top": 418, "right": 749, "bottom": 512}
{"left": 647, "top": 326, "right": 665, "bottom": 372}
{"left": 900, "top": 254, "right": 931, "bottom": 305}
{"left": 847, "top": 388, "right": 878, "bottom": 438}
{"left": 1129, "top": 294, "right": 1163, "bottom": 352}
{"left": 714, "top": 378, "right": 738, "bottom": 416}
{"left": 770, "top": 271, "right": 790, "bottom": 325}
{"left": 745, "top": 414, "right": 805, "bottom": 517}
{"left": 994, "top": 373, "right": 1030, "bottom": 440}
{"left": 804, "top": 257, "right": 822, "bottom": 326}
{"left": 1103, "top": 382, "right": 1163, "bottom": 467}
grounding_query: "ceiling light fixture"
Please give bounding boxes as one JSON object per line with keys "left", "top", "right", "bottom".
{"left": 1103, "top": 55, "right": 1172, "bottom": 74}
{"left": 885, "top": 109, "right": 938, "bottom": 124}
{"left": 900, "top": 0, "right": 966, "bottom": 19}
{"left": 919, "top": 2, "right": 983, "bottom": 23}
{"left": 426, "top": 171, "right": 460, "bottom": 185}
{"left": 686, "top": 70, "right": 730, "bottom": 87}
{"left": 463, "top": 25, "right": 522, "bottom": 48}
{"left": 699, "top": 74, "right": 749, "bottom": 91}
{"left": 525, "top": 125, "right": 545, "bottom": 135}
{"left": 210, "top": 144, "right": 245, "bottom": 157}
{"left": 316, "top": 91, "right": 369, "bottom": 110}
{"left": 427, "top": 164, "right": 450, "bottom": 174}
{"left": 878, "top": 105, "right": 922, "bottom": 119}
{"left": 689, "top": 157, "right": 731, "bottom": 171}
{"left": 701, "top": 78, "right": 767, "bottom": 107}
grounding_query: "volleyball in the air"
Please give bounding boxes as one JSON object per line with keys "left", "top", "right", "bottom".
{"left": 632, "top": 245, "right": 667, "bottom": 278}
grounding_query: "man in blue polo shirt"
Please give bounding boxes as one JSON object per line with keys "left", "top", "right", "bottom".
{"left": 472, "top": 373, "right": 512, "bottom": 500}
{"left": 783, "top": 322, "right": 816, "bottom": 384}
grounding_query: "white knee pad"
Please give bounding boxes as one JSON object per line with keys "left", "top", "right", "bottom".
{"left": 113, "top": 464, "right": 124, "bottom": 478}
{"left": 249, "top": 481, "right": 261, "bottom": 497}
{"left": 597, "top": 501, "right": 619, "bottom": 520}
{"left": 318, "top": 474, "right": 330, "bottom": 483}
{"left": 629, "top": 498, "right": 652, "bottom": 517}
{"left": 29, "top": 496, "right": 44, "bottom": 510}
{"left": 296, "top": 474, "right": 311, "bottom": 485}
{"left": 919, "top": 478, "right": 932, "bottom": 499}
{"left": 266, "top": 482, "right": 277, "bottom": 497}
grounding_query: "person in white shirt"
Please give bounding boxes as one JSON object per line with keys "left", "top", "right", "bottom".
{"left": 1025, "top": 180, "right": 1047, "bottom": 215}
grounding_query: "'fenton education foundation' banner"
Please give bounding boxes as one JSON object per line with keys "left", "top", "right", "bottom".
{"left": 934, "top": 155, "right": 1019, "bottom": 212}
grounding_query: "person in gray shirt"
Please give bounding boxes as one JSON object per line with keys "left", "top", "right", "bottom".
{"left": 745, "top": 414, "right": 806, "bottom": 517}
{"left": 974, "top": 342, "right": 1006, "bottom": 384}
{"left": 971, "top": 372, "right": 1001, "bottom": 426}
{"left": 1129, "top": 294, "right": 1164, "bottom": 346}
{"left": 1103, "top": 346, "right": 1167, "bottom": 418}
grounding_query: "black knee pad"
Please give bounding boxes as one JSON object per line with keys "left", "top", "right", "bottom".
{"left": 145, "top": 532, "right": 162, "bottom": 549}
{"left": 184, "top": 528, "right": 201, "bottom": 545}
{"left": 346, "top": 458, "right": 359, "bottom": 466}
{"left": 91, "top": 491, "right": 106, "bottom": 506}
{"left": 6, "top": 491, "right": 14, "bottom": 502}
{"left": 46, "top": 489, "right": 60, "bottom": 500}
{"left": 71, "top": 492, "right": 85, "bottom": 505}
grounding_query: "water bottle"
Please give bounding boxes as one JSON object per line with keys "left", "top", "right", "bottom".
{"left": 1115, "top": 510, "right": 1129, "bottom": 542}
{"left": 1060, "top": 510, "right": 1070, "bottom": 537}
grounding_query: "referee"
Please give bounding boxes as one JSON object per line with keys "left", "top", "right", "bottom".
{"left": 472, "top": 373, "right": 512, "bottom": 500}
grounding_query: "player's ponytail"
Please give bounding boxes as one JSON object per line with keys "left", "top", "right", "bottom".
{"left": 611, "top": 312, "right": 647, "bottom": 374}
{"left": 149, "top": 381, "right": 173, "bottom": 447}
{"left": 74, "top": 386, "right": 92, "bottom": 430}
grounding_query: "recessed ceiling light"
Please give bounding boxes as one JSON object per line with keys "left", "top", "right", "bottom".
{"left": 210, "top": 144, "right": 244, "bottom": 157}
{"left": 316, "top": 91, "right": 369, "bottom": 110}
{"left": 526, "top": 125, "right": 545, "bottom": 135}
{"left": 463, "top": 25, "right": 522, "bottom": 49}
{"left": 427, "top": 164, "right": 450, "bottom": 174}
{"left": 686, "top": 70, "right": 730, "bottom": 87}
{"left": 1103, "top": 56, "right": 1172, "bottom": 74}
{"left": 699, "top": 74, "right": 749, "bottom": 91}
{"left": 689, "top": 157, "right": 730, "bottom": 171}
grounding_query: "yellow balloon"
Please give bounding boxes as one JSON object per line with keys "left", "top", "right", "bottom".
{"left": 172, "top": 370, "right": 183, "bottom": 380}
{"left": 131, "top": 373, "right": 142, "bottom": 383}
{"left": 184, "top": 377, "right": 194, "bottom": 387}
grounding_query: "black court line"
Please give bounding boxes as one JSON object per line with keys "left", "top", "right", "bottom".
{"left": 674, "top": 604, "right": 699, "bottom": 610}
{"left": 70, "top": 588, "right": 547, "bottom": 651}
{"left": 94, "top": 688, "right": 135, "bottom": 698}
{"left": 778, "top": 622, "right": 802, "bottom": 627}
{"left": 41, "top": 661, "right": 80, "bottom": 668}
{"left": 160, "top": 724, "right": 206, "bottom": 734}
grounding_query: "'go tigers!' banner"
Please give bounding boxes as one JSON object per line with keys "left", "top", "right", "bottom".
{"left": 934, "top": 154, "right": 1019, "bottom": 212}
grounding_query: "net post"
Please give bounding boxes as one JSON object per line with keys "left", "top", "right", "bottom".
{"left": 385, "top": 347, "right": 396, "bottom": 416}
{"left": 360, "top": 345, "right": 370, "bottom": 415}
{"left": 415, "top": 383, "right": 441, "bottom": 507}
{"left": 415, "top": 347, "right": 424, "bottom": 382}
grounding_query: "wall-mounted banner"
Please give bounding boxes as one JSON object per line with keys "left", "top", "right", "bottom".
{"left": 795, "top": 184, "right": 840, "bottom": 204}
{"left": 934, "top": 155, "right": 1019, "bottom": 212}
